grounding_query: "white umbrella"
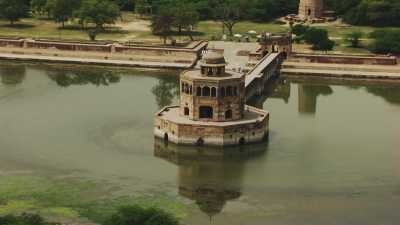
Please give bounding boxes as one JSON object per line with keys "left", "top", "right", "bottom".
{"left": 248, "top": 30, "right": 257, "bottom": 34}
{"left": 234, "top": 34, "right": 242, "bottom": 38}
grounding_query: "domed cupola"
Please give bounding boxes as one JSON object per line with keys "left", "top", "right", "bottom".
{"left": 200, "top": 51, "right": 227, "bottom": 77}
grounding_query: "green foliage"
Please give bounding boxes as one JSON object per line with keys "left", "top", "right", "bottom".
{"left": 151, "top": 5, "right": 175, "bottom": 44}
{"left": 342, "top": 0, "right": 400, "bottom": 26}
{"left": 303, "top": 28, "right": 335, "bottom": 51}
{"left": 104, "top": 205, "right": 180, "bottom": 225}
{"left": 31, "top": 0, "right": 48, "bottom": 15}
{"left": 292, "top": 24, "right": 309, "bottom": 36}
{"left": 247, "top": 0, "right": 298, "bottom": 22}
{"left": 50, "top": 0, "right": 82, "bottom": 27}
{"left": 0, "top": 213, "right": 59, "bottom": 225}
{"left": 346, "top": 31, "right": 364, "bottom": 48}
{"left": 134, "top": 0, "right": 149, "bottom": 16}
{"left": 75, "top": 0, "right": 121, "bottom": 30}
{"left": 369, "top": 29, "right": 400, "bottom": 54}
{"left": 214, "top": 0, "right": 249, "bottom": 36}
{"left": 172, "top": 0, "right": 199, "bottom": 34}
{"left": 0, "top": 0, "right": 29, "bottom": 25}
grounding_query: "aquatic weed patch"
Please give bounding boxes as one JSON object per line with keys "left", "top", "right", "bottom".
{"left": 0, "top": 175, "right": 190, "bottom": 223}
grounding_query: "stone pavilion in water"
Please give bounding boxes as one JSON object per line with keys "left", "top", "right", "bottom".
{"left": 154, "top": 52, "right": 269, "bottom": 146}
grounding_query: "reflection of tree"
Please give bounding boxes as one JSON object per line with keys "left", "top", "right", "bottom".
{"left": 366, "top": 86, "right": 400, "bottom": 105}
{"left": 0, "top": 64, "right": 26, "bottom": 86}
{"left": 151, "top": 76, "right": 179, "bottom": 109}
{"left": 47, "top": 69, "right": 120, "bottom": 87}
{"left": 298, "top": 84, "right": 333, "bottom": 115}
{"left": 154, "top": 138, "right": 267, "bottom": 220}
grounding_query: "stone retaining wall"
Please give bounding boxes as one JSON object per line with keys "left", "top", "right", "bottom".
{"left": 0, "top": 37, "right": 208, "bottom": 61}
{"left": 292, "top": 53, "right": 397, "bottom": 65}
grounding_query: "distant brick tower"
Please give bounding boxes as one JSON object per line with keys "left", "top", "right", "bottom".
{"left": 298, "top": 0, "right": 323, "bottom": 19}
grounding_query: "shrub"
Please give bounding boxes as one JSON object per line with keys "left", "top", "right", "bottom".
{"left": 368, "top": 29, "right": 400, "bottom": 54}
{"left": 104, "top": 205, "right": 180, "bottom": 225}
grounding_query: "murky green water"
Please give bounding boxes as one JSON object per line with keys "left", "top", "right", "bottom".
{"left": 0, "top": 62, "right": 400, "bottom": 225}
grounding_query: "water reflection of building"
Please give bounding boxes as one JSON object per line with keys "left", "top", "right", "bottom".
{"left": 0, "top": 64, "right": 26, "bottom": 85}
{"left": 154, "top": 138, "right": 267, "bottom": 220}
{"left": 298, "top": 84, "right": 333, "bottom": 115}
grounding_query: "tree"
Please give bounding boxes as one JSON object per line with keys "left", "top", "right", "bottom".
{"left": 0, "top": 0, "right": 29, "bottom": 25}
{"left": 134, "top": 0, "right": 149, "bottom": 16}
{"left": 318, "top": 38, "right": 335, "bottom": 52}
{"left": 76, "top": 0, "right": 121, "bottom": 30}
{"left": 31, "top": 0, "right": 48, "bottom": 16}
{"left": 104, "top": 205, "right": 180, "bottom": 225}
{"left": 151, "top": 6, "right": 174, "bottom": 44}
{"left": 369, "top": 29, "right": 400, "bottom": 54}
{"left": 292, "top": 24, "right": 309, "bottom": 36}
{"left": 44, "top": 0, "right": 57, "bottom": 18}
{"left": 346, "top": 31, "right": 364, "bottom": 48}
{"left": 52, "top": 0, "right": 82, "bottom": 28}
{"left": 214, "top": 0, "right": 248, "bottom": 36}
{"left": 303, "top": 28, "right": 335, "bottom": 51}
{"left": 172, "top": 0, "right": 199, "bottom": 40}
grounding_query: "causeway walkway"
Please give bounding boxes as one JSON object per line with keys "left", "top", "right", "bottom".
{"left": 245, "top": 52, "right": 281, "bottom": 87}
{"left": 0, "top": 53, "right": 193, "bottom": 69}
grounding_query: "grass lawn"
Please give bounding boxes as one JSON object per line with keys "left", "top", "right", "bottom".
{"left": 0, "top": 13, "right": 396, "bottom": 54}
{"left": 0, "top": 19, "right": 128, "bottom": 41}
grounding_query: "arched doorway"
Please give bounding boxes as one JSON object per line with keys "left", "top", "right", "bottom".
{"left": 184, "top": 107, "right": 189, "bottom": 116}
{"left": 308, "top": 9, "right": 312, "bottom": 16}
{"left": 164, "top": 133, "right": 169, "bottom": 142}
{"left": 196, "top": 138, "right": 204, "bottom": 146}
{"left": 199, "top": 106, "right": 213, "bottom": 119}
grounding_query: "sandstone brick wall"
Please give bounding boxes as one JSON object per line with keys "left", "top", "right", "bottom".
{"left": 0, "top": 38, "right": 207, "bottom": 62}
{"left": 298, "top": 0, "right": 323, "bottom": 19}
{"left": 0, "top": 38, "right": 25, "bottom": 47}
{"left": 293, "top": 53, "right": 397, "bottom": 65}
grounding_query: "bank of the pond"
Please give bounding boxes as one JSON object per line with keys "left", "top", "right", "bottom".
{"left": 0, "top": 53, "right": 194, "bottom": 70}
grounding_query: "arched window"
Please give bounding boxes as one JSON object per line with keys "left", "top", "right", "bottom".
{"left": 225, "top": 110, "right": 232, "bottom": 119}
{"left": 226, "top": 86, "right": 232, "bottom": 96}
{"left": 181, "top": 82, "right": 185, "bottom": 92}
{"left": 220, "top": 87, "right": 226, "bottom": 97}
{"left": 233, "top": 87, "right": 238, "bottom": 96}
{"left": 189, "top": 85, "right": 193, "bottom": 95}
{"left": 217, "top": 67, "right": 222, "bottom": 75}
{"left": 202, "top": 86, "right": 210, "bottom": 96}
{"left": 184, "top": 107, "right": 189, "bottom": 116}
{"left": 211, "top": 87, "right": 217, "bottom": 97}
{"left": 197, "top": 87, "right": 202, "bottom": 96}
{"left": 199, "top": 106, "right": 213, "bottom": 119}
{"left": 207, "top": 68, "right": 213, "bottom": 75}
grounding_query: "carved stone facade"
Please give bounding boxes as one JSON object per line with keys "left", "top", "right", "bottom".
{"left": 154, "top": 52, "right": 269, "bottom": 146}
{"left": 298, "top": 0, "right": 323, "bottom": 20}
{"left": 258, "top": 33, "right": 292, "bottom": 58}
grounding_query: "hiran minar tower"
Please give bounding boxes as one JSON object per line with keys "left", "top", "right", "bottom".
{"left": 298, "top": 0, "right": 323, "bottom": 20}
{"left": 154, "top": 51, "right": 269, "bottom": 146}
